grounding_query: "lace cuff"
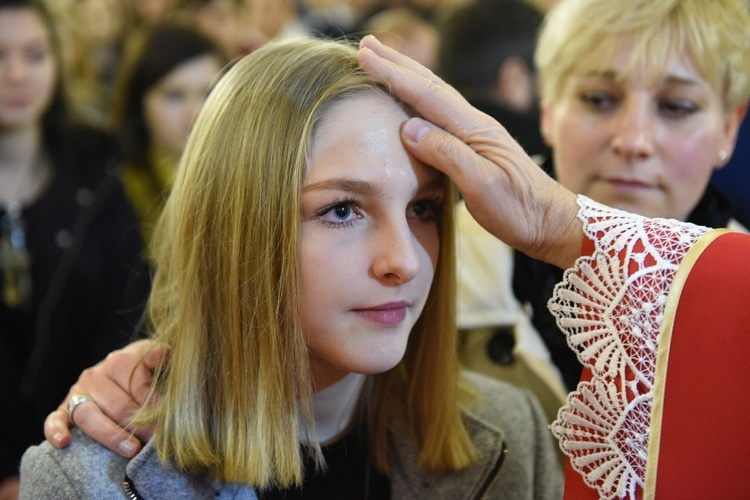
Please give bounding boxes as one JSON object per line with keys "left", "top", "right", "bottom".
{"left": 548, "top": 195, "right": 709, "bottom": 499}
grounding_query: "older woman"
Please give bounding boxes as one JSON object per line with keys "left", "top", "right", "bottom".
{"left": 455, "top": 0, "right": 749, "bottom": 426}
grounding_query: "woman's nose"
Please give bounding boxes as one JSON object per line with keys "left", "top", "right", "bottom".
{"left": 610, "top": 99, "right": 656, "bottom": 160}
{"left": 370, "top": 220, "right": 421, "bottom": 286}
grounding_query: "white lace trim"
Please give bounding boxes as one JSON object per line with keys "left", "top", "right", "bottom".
{"left": 549, "top": 196, "right": 709, "bottom": 499}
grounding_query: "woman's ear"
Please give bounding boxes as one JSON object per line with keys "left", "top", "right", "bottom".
{"left": 717, "top": 101, "right": 748, "bottom": 168}
{"left": 540, "top": 104, "right": 555, "bottom": 148}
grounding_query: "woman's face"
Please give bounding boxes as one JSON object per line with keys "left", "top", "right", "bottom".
{"left": 541, "top": 46, "right": 745, "bottom": 220}
{"left": 143, "top": 54, "right": 224, "bottom": 162}
{"left": 300, "top": 92, "right": 443, "bottom": 390}
{"left": 0, "top": 7, "right": 56, "bottom": 132}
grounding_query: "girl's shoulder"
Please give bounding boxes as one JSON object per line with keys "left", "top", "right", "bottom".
{"left": 19, "top": 428, "right": 129, "bottom": 498}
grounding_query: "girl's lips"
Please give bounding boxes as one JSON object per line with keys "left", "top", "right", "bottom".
{"left": 353, "top": 302, "right": 409, "bottom": 327}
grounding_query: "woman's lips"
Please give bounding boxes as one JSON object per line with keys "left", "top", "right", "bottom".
{"left": 606, "top": 178, "right": 651, "bottom": 191}
{"left": 353, "top": 301, "right": 408, "bottom": 326}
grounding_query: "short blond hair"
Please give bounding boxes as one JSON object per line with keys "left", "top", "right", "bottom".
{"left": 136, "top": 37, "right": 474, "bottom": 488}
{"left": 535, "top": 0, "right": 750, "bottom": 110}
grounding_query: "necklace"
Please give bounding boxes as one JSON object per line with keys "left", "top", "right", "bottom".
{"left": 0, "top": 153, "right": 41, "bottom": 309}
{"left": 1, "top": 201, "right": 32, "bottom": 307}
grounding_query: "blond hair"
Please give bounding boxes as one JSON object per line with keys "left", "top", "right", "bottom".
{"left": 535, "top": 0, "right": 750, "bottom": 110}
{"left": 135, "top": 37, "right": 475, "bottom": 488}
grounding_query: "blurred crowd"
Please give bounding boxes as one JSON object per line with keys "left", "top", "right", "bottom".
{"left": 39, "top": 0, "right": 558, "bottom": 135}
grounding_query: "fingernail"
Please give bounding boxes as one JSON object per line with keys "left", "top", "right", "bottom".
{"left": 53, "top": 433, "right": 63, "bottom": 446}
{"left": 119, "top": 440, "right": 137, "bottom": 457}
{"left": 403, "top": 117, "right": 429, "bottom": 143}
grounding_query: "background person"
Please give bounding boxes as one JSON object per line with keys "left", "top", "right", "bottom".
{"left": 455, "top": 0, "right": 749, "bottom": 427}
{"left": 0, "top": 0, "right": 149, "bottom": 497}
{"left": 111, "top": 23, "right": 226, "bottom": 250}
{"left": 437, "top": 0, "right": 548, "bottom": 161}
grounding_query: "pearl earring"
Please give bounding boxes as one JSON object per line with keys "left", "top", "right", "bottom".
{"left": 718, "top": 150, "right": 728, "bottom": 162}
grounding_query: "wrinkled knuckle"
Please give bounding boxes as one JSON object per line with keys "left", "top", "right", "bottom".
{"left": 78, "top": 365, "right": 98, "bottom": 385}
{"left": 106, "top": 349, "right": 126, "bottom": 366}
{"left": 435, "top": 135, "right": 458, "bottom": 162}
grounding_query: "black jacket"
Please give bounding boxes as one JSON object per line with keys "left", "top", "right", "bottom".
{"left": 0, "top": 126, "right": 151, "bottom": 481}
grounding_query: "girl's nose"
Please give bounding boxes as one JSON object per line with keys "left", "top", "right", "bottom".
{"left": 370, "top": 220, "right": 421, "bottom": 286}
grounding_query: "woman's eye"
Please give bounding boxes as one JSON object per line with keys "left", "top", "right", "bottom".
{"left": 658, "top": 99, "right": 698, "bottom": 119}
{"left": 316, "top": 199, "right": 359, "bottom": 228}
{"left": 579, "top": 91, "right": 617, "bottom": 111}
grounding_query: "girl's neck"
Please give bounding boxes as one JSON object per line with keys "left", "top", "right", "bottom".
{"left": 0, "top": 123, "right": 40, "bottom": 160}
{"left": 0, "top": 125, "right": 50, "bottom": 208}
{"left": 301, "top": 372, "right": 367, "bottom": 445}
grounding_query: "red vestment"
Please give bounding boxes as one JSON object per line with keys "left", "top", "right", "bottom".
{"left": 550, "top": 197, "right": 750, "bottom": 499}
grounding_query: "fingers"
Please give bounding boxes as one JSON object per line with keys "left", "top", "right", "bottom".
{"left": 359, "top": 35, "right": 458, "bottom": 97}
{"left": 44, "top": 383, "right": 143, "bottom": 458}
{"left": 400, "top": 117, "right": 487, "bottom": 194}
{"left": 104, "top": 340, "right": 164, "bottom": 408}
{"left": 358, "top": 36, "right": 491, "bottom": 141}
{"left": 67, "top": 391, "right": 143, "bottom": 458}
{"left": 43, "top": 340, "right": 161, "bottom": 457}
{"left": 44, "top": 407, "right": 72, "bottom": 449}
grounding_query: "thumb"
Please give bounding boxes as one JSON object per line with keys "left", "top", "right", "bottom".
{"left": 400, "top": 117, "right": 484, "bottom": 195}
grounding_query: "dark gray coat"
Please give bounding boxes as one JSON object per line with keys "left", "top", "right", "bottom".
{"left": 19, "top": 371, "right": 562, "bottom": 499}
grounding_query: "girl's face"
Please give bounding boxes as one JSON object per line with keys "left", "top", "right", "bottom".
{"left": 143, "top": 54, "right": 223, "bottom": 162}
{"left": 0, "top": 7, "right": 56, "bottom": 132}
{"left": 300, "top": 92, "right": 443, "bottom": 390}
{"left": 541, "top": 46, "right": 745, "bottom": 220}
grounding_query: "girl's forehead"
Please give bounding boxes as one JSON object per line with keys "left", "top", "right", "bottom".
{"left": 311, "top": 91, "right": 405, "bottom": 145}
{"left": 304, "top": 92, "right": 425, "bottom": 185}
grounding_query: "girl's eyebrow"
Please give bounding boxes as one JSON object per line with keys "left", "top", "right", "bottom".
{"left": 303, "top": 178, "right": 383, "bottom": 197}
{"left": 418, "top": 178, "right": 446, "bottom": 195}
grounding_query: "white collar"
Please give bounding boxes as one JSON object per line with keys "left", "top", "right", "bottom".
{"left": 299, "top": 372, "right": 366, "bottom": 444}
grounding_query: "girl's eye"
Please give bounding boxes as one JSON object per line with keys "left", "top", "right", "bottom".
{"left": 316, "top": 198, "right": 359, "bottom": 228}
{"left": 163, "top": 90, "right": 186, "bottom": 102}
{"left": 409, "top": 196, "right": 442, "bottom": 222}
{"left": 25, "top": 49, "right": 47, "bottom": 64}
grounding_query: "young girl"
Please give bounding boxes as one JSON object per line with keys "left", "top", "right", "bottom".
{"left": 21, "top": 37, "right": 561, "bottom": 498}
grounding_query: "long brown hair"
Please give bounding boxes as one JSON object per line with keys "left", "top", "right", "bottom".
{"left": 136, "top": 37, "right": 475, "bottom": 488}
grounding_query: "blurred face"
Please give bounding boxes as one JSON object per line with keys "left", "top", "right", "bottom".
{"left": 0, "top": 7, "right": 56, "bottom": 132}
{"left": 143, "top": 54, "right": 223, "bottom": 162}
{"left": 541, "top": 46, "right": 744, "bottom": 220}
{"left": 300, "top": 92, "right": 443, "bottom": 390}
{"left": 136, "top": 0, "right": 171, "bottom": 24}
{"left": 194, "top": 0, "right": 239, "bottom": 57}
